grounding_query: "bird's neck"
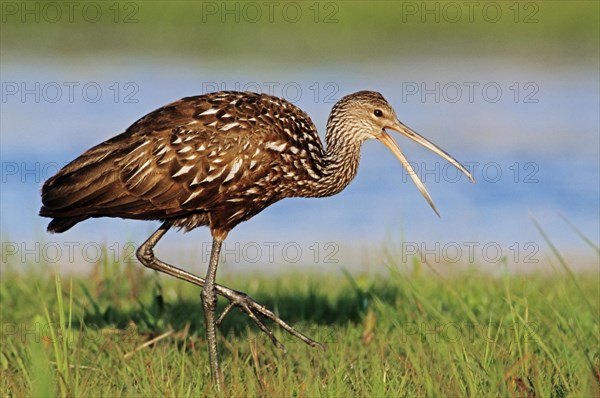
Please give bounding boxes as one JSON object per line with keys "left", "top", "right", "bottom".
{"left": 304, "top": 123, "right": 363, "bottom": 198}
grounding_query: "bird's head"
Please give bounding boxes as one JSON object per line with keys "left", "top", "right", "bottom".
{"left": 329, "top": 90, "right": 475, "bottom": 216}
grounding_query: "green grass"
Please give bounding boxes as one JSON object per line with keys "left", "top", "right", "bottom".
{"left": 2, "top": 1, "right": 598, "bottom": 61}
{"left": 1, "top": 239, "right": 599, "bottom": 397}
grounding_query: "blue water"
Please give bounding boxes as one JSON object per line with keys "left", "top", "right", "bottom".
{"left": 1, "top": 55, "right": 598, "bottom": 272}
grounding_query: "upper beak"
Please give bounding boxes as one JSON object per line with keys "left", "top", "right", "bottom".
{"left": 376, "top": 120, "right": 475, "bottom": 217}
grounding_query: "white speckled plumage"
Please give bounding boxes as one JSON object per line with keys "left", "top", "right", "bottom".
{"left": 41, "top": 90, "right": 474, "bottom": 238}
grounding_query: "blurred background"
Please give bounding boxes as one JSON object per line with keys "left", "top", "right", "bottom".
{"left": 1, "top": 1, "right": 598, "bottom": 274}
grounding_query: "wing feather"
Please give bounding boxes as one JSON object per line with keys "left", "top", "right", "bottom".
{"left": 40, "top": 91, "right": 324, "bottom": 232}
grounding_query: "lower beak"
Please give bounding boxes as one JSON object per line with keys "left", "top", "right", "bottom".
{"left": 376, "top": 120, "right": 475, "bottom": 217}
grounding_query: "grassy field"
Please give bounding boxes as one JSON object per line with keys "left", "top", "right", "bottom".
{"left": 1, "top": 234, "right": 598, "bottom": 397}
{"left": 2, "top": 1, "right": 598, "bottom": 61}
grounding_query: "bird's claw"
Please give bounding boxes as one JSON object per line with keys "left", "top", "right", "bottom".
{"left": 216, "top": 298, "right": 284, "bottom": 350}
{"left": 216, "top": 302, "right": 235, "bottom": 325}
{"left": 215, "top": 286, "right": 324, "bottom": 351}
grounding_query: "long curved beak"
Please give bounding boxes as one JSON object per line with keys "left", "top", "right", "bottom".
{"left": 377, "top": 120, "right": 475, "bottom": 217}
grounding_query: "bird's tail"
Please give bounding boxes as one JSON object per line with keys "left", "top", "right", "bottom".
{"left": 44, "top": 216, "right": 89, "bottom": 233}
{"left": 40, "top": 139, "right": 132, "bottom": 233}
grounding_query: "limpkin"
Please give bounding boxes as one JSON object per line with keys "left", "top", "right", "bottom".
{"left": 40, "top": 90, "right": 474, "bottom": 388}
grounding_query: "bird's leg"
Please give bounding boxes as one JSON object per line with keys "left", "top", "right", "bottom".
{"left": 201, "top": 238, "right": 223, "bottom": 389}
{"left": 214, "top": 287, "right": 324, "bottom": 350}
{"left": 136, "top": 223, "right": 323, "bottom": 355}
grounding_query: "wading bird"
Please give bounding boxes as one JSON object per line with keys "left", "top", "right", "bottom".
{"left": 40, "top": 90, "right": 474, "bottom": 389}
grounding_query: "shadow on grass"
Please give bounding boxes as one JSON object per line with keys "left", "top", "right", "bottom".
{"left": 79, "top": 274, "right": 396, "bottom": 340}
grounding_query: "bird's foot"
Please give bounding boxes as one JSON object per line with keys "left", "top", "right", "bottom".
{"left": 214, "top": 285, "right": 324, "bottom": 352}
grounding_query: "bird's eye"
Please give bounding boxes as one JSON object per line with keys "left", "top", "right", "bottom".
{"left": 374, "top": 109, "right": 383, "bottom": 117}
